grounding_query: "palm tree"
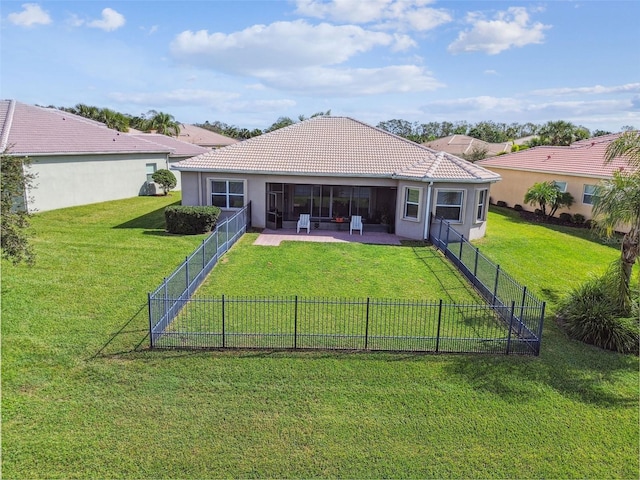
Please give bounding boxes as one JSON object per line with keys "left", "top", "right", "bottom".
{"left": 145, "top": 111, "right": 181, "bottom": 136}
{"left": 592, "top": 130, "right": 640, "bottom": 306}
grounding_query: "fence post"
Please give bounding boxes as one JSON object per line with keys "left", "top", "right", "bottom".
{"left": 438, "top": 218, "right": 443, "bottom": 249}
{"left": 459, "top": 235, "right": 464, "bottom": 260}
{"left": 473, "top": 247, "right": 479, "bottom": 277}
{"left": 536, "top": 302, "right": 546, "bottom": 355}
{"left": 506, "top": 301, "right": 515, "bottom": 354}
{"left": 364, "top": 298, "right": 370, "bottom": 350}
{"left": 444, "top": 223, "right": 450, "bottom": 251}
{"left": 185, "top": 257, "right": 190, "bottom": 297}
{"left": 202, "top": 239, "right": 206, "bottom": 269}
{"left": 493, "top": 265, "right": 501, "bottom": 306}
{"left": 435, "top": 299, "right": 443, "bottom": 353}
{"left": 222, "top": 295, "right": 226, "bottom": 348}
{"left": 519, "top": 286, "right": 527, "bottom": 335}
{"left": 163, "top": 277, "right": 169, "bottom": 325}
{"left": 148, "top": 292, "right": 154, "bottom": 349}
{"left": 294, "top": 295, "right": 298, "bottom": 349}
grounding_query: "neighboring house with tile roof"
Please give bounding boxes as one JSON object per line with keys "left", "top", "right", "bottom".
{"left": 174, "top": 116, "right": 501, "bottom": 241}
{"left": 177, "top": 124, "right": 240, "bottom": 149}
{"left": 0, "top": 100, "right": 204, "bottom": 212}
{"left": 423, "top": 135, "right": 513, "bottom": 159}
{"left": 477, "top": 132, "right": 635, "bottom": 221}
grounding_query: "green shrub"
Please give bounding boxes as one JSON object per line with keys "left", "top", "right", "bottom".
{"left": 152, "top": 169, "right": 177, "bottom": 195}
{"left": 496, "top": 200, "right": 508, "bottom": 208}
{"left": 573, "top": 213, "right": 586, "bottom": 225}
{"left": 557, "top": 273, "right": 639, "bottom": 354}
{"left": 164, "top": 205, "right": 221, "bottom": 234}
{"left": 513, "top": 204, "right": 523, "bottom": 212}
{"left": 559, "top": 212, "right": 573, "bottom": 223}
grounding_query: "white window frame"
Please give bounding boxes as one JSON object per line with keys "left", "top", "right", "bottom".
{"left": 475, "top": 188, "right": 488, "bottom": 223}
{"left": 553, "top": 181, "right": 568, "bottom": 192}
{"left": 402, "top": 186, "right": 422, "bottom": 221}
{"left": 435, "top": 189, "right": 465, "bottom": 224}
{"left": 208, "top": 178, "right": 246, "bottom": 210}
{"left": 582, "top": 184, "right": 597, "bottom": 205}
{"left": 146, "top": 163, "right": 157, "bottom": 183}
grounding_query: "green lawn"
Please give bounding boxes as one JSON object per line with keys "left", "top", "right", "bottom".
{"left": 2, "top": 197, "right": 638, "bottom": 479}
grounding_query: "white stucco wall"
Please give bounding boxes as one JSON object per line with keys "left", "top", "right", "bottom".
{"left": 26, "top": 152, "right": 169, "bottom": 212}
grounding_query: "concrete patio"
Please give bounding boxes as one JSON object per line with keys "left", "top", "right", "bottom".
{"left": 253, "top": 228, "right": 407, "bottom": 246}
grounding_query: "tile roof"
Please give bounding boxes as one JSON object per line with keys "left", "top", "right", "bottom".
{"left": 477, "top": 132, "right": 636, "bottom": 178}
{"left": 0, "top": 100, "right": 170, "bottom": 156}
{"left": 424, "top": 135, "right": 512, "bottom": 157}
{"left": 177, "top": 124, "right": 240, "bottom": 148}
{"left": 174, "top": 116, "right": 500, "bottom": 183}
{"left": 129, "top": 133, "right": 209, "bottom": 157}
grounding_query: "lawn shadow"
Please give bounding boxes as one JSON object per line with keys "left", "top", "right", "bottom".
{"left": 91, "top": 303, "right": 150, "bottom": 359}
{"left": 113, "top": 201, "right": 180, "bottom": 231}
{"left": 440, "top": 346, "right": 639, "bottom": 408}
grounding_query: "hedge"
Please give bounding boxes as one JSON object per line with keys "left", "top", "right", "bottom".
{"left": 165, "top": 205, "right": 221, "bottom": 234}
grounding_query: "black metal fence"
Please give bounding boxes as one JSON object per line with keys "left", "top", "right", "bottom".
{"left": 148, "top": 211, "right": 545, "bottom": 355}
{"left": 148, "top": 204, "right": 251, "bottom": 346}
{"left": 149, "top": 296, "right": 541, "bottom": 354}
{"left": 429, "top": 216, "right": 545, "bottom": 353}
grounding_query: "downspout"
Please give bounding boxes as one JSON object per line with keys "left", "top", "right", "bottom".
{"left": 197, "top": 172, "right": 202, "bottom": 206}
{"left": 423, "top": 181, "right": 434, "bottom": 241}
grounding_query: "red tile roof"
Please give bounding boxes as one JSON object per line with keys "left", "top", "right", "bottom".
{"left": 477, "top": 133, "right": 636, "bottom": 178}
{"left": 1, "top": 100, "right": 170, "bottom": 156}
{"left": 129, "top": 133, "right": 209, "bottom": 157}
{"left": 424, "top": 135, "right": 512, "bottom": 156}
{"left": 174, "top": 116, "right": 500, "bottom": 183}
{"left": 177, "top": 124, "right": 239, "bottom": 148}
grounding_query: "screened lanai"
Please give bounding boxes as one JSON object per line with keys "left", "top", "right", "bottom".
{"left": 266, "top": 183, "right": 397, "bottom": 229}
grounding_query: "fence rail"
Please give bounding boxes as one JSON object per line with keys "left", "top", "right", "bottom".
{"left": 148, "top": 211, "right": 545, "bottom": 355}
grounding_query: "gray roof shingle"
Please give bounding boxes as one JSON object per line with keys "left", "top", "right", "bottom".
{"left": 174, "top": 116, "right": 500, "bottom": 183}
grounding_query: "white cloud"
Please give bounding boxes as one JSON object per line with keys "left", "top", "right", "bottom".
{"left": 531, "top": 83, "right": 640, "bottom": 96}
{"left": 87, "top": 8, "right": 125, "bottom": 32}
{"left": 448, "top": 7, "right": 550, "bottom": 55}
{"left": 257, "top": 65, "right": 443, "bottom": 96}
{"left": 294, "top": 0, "right": 452, "bottom": 31}
{"left": 170, "top": 20, "right": 412, "bottom": 73}
{"left": 8, "top": 3, "right": 51, "bottom": 27}
{"left": 108, "top": 89, "right": 240, "bottom": 106}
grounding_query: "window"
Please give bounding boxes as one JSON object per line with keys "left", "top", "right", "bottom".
{"left": 210, "top": 180, "right": 245, "bottom": 209}
{"left": 435, "top": 190, "right": 464, "bottom": 222}
{"left": 476, "top": 189, "right": 488, "bottom": 222}
{"left": 146, "top": 163, "right": 157, "bottom": 183}
{"left": 553, "top": 181, "right": 567, "bottom": 192}
{"left": 583, "top": 184, "right": 597, "bottom": 205}
{"left": 403, "top": 187, "right": 421, "bottom": 220}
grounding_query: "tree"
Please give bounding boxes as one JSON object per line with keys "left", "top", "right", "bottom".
{"left": 535, "top": 120, "right": 591, "bottom": 146}
{"left": 1, "top": 153, "right": 36, "bottom": 265}
{"left": 151, "top": 169, "right": 177, "bottom": 195}
{"left": 460, "top": 145, "right": 489, "bottom": 163}
{"left": 523, "top": 181, "right": 573, "bottom": 218}
{"left": 592, "top": 130, "right": 640, "bottom": 300}
{"left": 144, "top": 111, "right": 181, "bottom": 136}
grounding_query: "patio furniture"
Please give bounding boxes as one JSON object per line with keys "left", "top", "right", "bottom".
{"left": 350, "top": 215, "right": 363, "bottom": 235}
{"left": 297, "top": 214, "right": 310, "bottom": 233}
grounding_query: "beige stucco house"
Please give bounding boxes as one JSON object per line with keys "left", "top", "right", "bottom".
{"left": 0, "top": 100, "right": 208, "bottom": 212}
{"left": 173, "top": 116, "right": 501, "bottom": 241}
{"left": 477, "top": 132, "right": 633, "bottom": 220}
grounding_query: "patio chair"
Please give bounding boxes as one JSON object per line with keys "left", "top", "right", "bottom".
{"left": 350, "top": 215, "right": 363, "bottom": 235}
{"left": 297, "top": 213, "right": 310, "bottom": 233}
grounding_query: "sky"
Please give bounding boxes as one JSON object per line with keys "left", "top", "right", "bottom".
{"left": 1, "top": 0, "right": 639, "bottom": 133}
